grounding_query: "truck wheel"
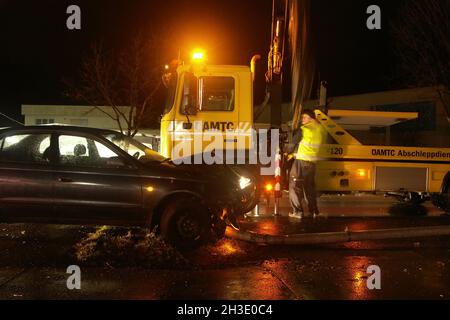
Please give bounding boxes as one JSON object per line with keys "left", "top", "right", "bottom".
{"left": 401, "top": 192, "right": 425, "bottom": 205}
{"left": 440, "top": 173, "right": 450, "bottom": 214}
{"left": 388, "top": 202, "right": 427, "bottom": 217}
{"left": 160, "top": 196, "right": 211, "bottom": 250}
{"left": 434, "top": 185, "right": 450, "bottom": 214}
{"left": 445, "top": 188, "right": 450, "bottom": 214}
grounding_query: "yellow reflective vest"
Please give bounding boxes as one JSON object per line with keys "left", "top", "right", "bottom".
{"left": 296, "top": 121, "right": 325, "bottom": 162}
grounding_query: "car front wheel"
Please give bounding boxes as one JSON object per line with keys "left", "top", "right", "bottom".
{"left": 160, "top": 196, "right": 211, "bottom": 249}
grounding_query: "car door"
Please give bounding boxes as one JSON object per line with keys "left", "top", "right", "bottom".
{"left": 0, "top": 130, "right": 55, "bottom": 221}
{"left": 53, "top": 133, "right": 143, "bottom": 225}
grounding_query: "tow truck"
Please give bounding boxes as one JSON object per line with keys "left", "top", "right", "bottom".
{"left": 314, "top": 109, "right": 450, "bottom": 211}
{"left": 159, "top": 0, "right": 450, "bottom": 215}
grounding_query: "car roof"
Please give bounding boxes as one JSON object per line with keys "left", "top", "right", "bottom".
{"left": 0, "top": 125, "right": 121, "bottom": 136}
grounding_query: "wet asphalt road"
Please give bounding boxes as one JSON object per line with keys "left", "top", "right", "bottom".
{"left": 0, "top": 194, "right": 450, "bottom": 300}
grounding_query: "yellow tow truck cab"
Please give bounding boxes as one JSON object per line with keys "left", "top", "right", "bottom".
{"left": 160, "top": 63, "right": 254, "bottom": 161}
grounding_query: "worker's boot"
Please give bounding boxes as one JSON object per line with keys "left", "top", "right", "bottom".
{"left": 312, "top": 209, "right": 325, "bottom": 219}
{"left": 289, "top": 211, "right": 304, "bottom": 220}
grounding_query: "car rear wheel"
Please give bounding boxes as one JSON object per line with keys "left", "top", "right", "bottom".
{"left": 160, "top": 196, "right": 211, "bottom": 249}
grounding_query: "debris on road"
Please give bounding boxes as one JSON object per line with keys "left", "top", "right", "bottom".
{"left": 74, "top": 226, "right": 189, "bottom": 269}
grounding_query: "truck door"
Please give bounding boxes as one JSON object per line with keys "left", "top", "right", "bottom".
{"left": 174, "top": 73, "right": 240, "bottom": 163}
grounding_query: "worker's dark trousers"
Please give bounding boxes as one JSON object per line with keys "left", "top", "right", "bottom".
{"left": 289, "top": 159, "right": 319, "bottom": 214}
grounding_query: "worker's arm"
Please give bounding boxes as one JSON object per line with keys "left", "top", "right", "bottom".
{"left": 284, "top": 128, "right": 303, "bottom": 154}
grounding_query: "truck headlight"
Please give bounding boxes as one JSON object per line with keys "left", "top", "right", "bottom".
{"left": 239, "top": 176, "right": 252, "bottom": 190}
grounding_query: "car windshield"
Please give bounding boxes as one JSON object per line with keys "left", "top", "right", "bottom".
{"left": 102, "top": 133, "right": 167, "bottom": 163}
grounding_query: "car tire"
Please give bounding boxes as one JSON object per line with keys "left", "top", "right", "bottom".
{"left": 160, "top": 196, "right": 211, "bottom": 250}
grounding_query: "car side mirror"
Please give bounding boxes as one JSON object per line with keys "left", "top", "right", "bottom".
{"left": 106, "top": 157, "right": 126, "bottom": 168}
{"left": 184, "top": 72, "right": 198, "bottom": 115}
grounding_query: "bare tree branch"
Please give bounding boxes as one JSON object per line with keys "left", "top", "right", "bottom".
{"left": 392, "top": 0, "right": 450, "bottom": 86}
{"left": 391, "top": 0, "right": 450, "bottom": 120}
{"left": 64, "top": 32, "right": 164, "bottom": 136}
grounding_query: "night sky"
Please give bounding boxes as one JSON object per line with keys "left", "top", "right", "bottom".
{"left": 0, "top": 0, "right": 403, "bottom": 125}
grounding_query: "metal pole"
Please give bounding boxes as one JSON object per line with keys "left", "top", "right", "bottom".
{"left": 319, "top": 80, "right": 328, "bottom": 113}
{"left": 273, "top": 198, "right": 280, "bottom": 216}
{"left": 246, "top": 204, "right": 260, "bottom": 218}
{"left": 226, "top": 225, "right": 450, "bottom": 245}
{"left": 273, "top": 147, "right": 282, "bottom": 216}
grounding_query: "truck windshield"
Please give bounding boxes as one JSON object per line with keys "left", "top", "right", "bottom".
{"left": 102, "top": 133, "right": 167, "bottom": 163}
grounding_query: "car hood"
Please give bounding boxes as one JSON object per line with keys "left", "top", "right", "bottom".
{"left": 140, "top": 160, "right": 241, "bottom": 187}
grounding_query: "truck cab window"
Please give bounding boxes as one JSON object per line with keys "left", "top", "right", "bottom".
{"left": 162, "top": 73, "right": 177, "bottom": 116}
{"left": 180, "top": 73, "right": 198, "bottom": 115}
{"left": 199, "top": 76, "right": 235, "bottom": 112}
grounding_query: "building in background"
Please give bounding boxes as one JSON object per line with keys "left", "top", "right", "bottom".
{"left": 21, "top": 105, "right": 160, "bottom": 151}
{"left": 303, "top": 86, "right": 449, "bottom": 148}
{"left": 255, "top": 86, "right": 448, "bottom": 148}
{"left": 21, "top": 87, "right": 450, "bottom": 153}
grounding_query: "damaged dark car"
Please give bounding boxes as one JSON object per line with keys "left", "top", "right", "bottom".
{"left": 0, "top": 126, "right": 258, "bottom": 248}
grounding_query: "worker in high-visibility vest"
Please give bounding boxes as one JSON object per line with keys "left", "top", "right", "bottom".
{"left": 289, "top": 110, "right": 325, "bottom": 219}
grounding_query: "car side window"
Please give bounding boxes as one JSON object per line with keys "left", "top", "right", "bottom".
{"left": 0, "top": 133, "right": 52, "bottom": 165}
{"left": 58, "top": 135, "right": 122, "bottom": 168}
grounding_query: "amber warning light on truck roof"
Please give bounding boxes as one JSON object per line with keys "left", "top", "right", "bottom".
{"left": 192, "top": 50, "right": 206, "bottom": 62}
